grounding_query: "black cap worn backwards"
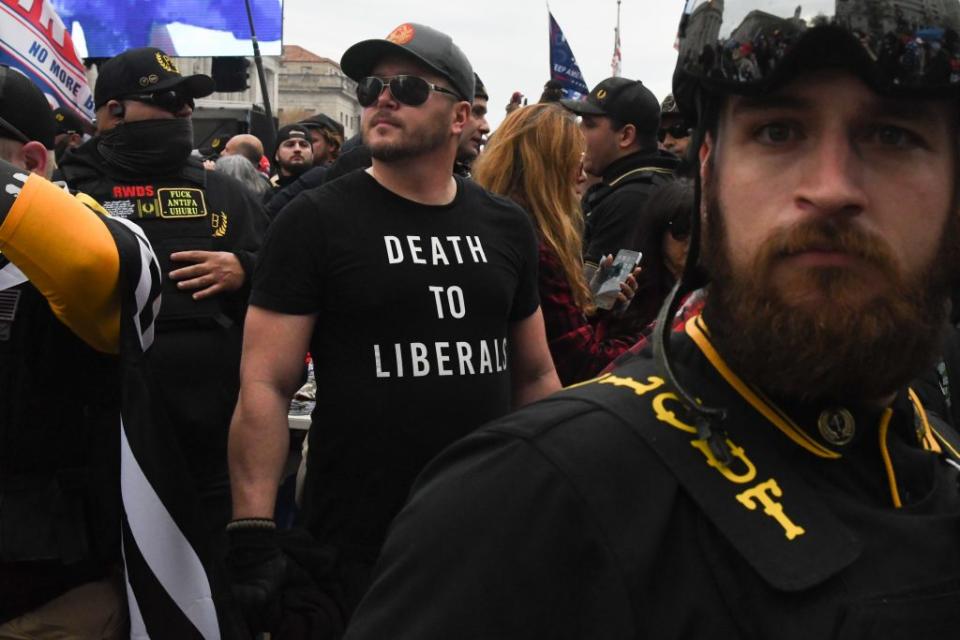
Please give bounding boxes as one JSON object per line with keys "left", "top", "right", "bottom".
{"left": 276, "top": 124, "right": 311, "bottom": 145}
{"left": 340, "top": 23, "right": 475, "bottom": 103}
{"left": 0, "top": 66, "right": 55, "bottom": 148}
{"left": 298, "top": 113, "right": 344, "bottom": 137}
{"left": 561, "top": 77, "right": 661, "bottom": 135}
{"left": 94, "top": 47, "right": 215, "bottom": 109}
{"left": 53, "top": 107, "right": 91, "bottom": 135}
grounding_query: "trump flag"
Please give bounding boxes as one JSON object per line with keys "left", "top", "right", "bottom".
{"left": 549, "top": 11, "right": 589, "bottom": 100}
{"left": 0, "top": 0, "right": 93, "bottom": 119}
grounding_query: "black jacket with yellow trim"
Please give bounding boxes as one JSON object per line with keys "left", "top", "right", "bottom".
{"left": 581, "top": 149, "right": 680, "bottom": 266}
{"left": 345, "top": 315, "right": 960, "bottom": 640}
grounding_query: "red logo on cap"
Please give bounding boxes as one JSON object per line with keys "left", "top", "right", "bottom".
{"left": 387, "top": 23, "right": 416, "bottom": 45}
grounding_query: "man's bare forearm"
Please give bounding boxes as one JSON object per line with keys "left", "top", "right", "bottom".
{"left": 513, "top": 367, "right": 562, "bottom": 408}
{"left": 228, "top": 380, "right": 292, "bottom": 520}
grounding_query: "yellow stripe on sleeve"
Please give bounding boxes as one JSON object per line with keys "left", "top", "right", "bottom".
{"left": 0, "top": 174, "right": 120, "bottom": 353}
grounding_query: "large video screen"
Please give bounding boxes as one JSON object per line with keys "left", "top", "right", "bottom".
{"left": 51, "top": 0, "right": 283, "bottom": 58}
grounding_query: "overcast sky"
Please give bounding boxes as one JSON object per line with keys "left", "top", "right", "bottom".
{"left": 283, "top": 0, "right": 682, "bottom": 130}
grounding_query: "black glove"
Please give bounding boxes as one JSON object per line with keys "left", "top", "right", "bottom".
{"left": 225, "top": 519, "right": 287, "bottom": 634}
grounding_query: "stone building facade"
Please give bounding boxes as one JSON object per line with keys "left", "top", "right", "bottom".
{"left": 277, "top": 45, "right": 361, "bottom": 137}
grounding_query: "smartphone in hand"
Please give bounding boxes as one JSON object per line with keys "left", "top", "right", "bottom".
{"left": 593, "top": 249, "right": 642, "bottom": 310}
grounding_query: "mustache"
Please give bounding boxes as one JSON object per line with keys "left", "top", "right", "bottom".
{"left": 764, "top": 219, "right": 896, "bottom": 270}
{"left": 366, "top": 111, "right": 403, "bottom": 128}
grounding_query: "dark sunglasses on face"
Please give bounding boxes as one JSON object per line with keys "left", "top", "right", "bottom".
{"left": 123, "top": 89, "right": 195, "bottom": 114}
{"left": 658, "top": 123, "right": 691, "bottom": 142}
{"left": 356, "top": 75, "right": 461, "bottom": 108}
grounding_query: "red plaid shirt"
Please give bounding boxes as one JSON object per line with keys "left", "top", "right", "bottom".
{"left": 539, "top": 243, "right": 644, "bottom": 386}
{"left": 601, "top": 289, "right": 706, "bottom": 373}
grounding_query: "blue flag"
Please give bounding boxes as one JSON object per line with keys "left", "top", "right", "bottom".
{"left": 549, "top": 11, "right": 589, "bottom": 100}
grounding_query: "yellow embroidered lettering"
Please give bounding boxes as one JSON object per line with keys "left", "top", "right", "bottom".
{"left": 690, "top": 438, "right": 757, "bottom": 484}
{"left": 598, "top": 375, "right": 665, "bottom": 397}
{"left": 652, "top": 392, "right": 697, "bottom": 434}
{"left": 736, "top": 479, "right": 805, "bottom": 540}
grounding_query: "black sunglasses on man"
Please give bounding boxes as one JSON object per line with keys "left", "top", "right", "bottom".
{"left": 121, "top": 89, "right": 195, "bottom": 115}
{"left": 658, "top": 122, "right": 691, "bottom": 143}
{"left": 356, "top": 75, "right": 462, "bottom": 108}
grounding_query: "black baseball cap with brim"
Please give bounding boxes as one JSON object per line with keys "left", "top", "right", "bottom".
{"left": 53, "top": 107, "right": 92, "bottom": 135}
{"left": 340, "top": 23, "right": 475, "bottom": 103}
{"left": 561, "top": 77, "right": 661, "bottom": 135}
{"left": 0, "top": 65, "right": 55, "bottom": 148}
{"left": 94, "top": 47, "right": 215, "bottom": 109}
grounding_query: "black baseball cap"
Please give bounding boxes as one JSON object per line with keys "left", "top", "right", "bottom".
{"left": 561, "top": 77, "right": 661, "bottom": 134}
{"left": 0, "top": 65, "right": 55, "bottom": 148}
{"left": 53, "top": 107, "right": 91, "bottom": 135}
{"left": 298, "top": 113, "right": 344, "bottom": 137}
{"left": 341, "top": 23, "right": 475, "bottom": 103}
{"left": 94, "top": 47, "right": 215, "bottom": 109}
{"left": 276, "top": 124, "right": 310, "bottom": 145}
{"left": 474, "top": 73, "right": 488, "bottom": 101}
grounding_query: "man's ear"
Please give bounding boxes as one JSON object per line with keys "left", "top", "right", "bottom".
{"left": 700, "top": 131, "right": 715, "bottom": 222}
{"left": 450, "top": 101, "right": 471, "bottom": 136}
{"left": 617, "top": 123, "right": 638, "bottom": 150}
{"left": 700, "top": 131, "right": 714, "bottom": 186}
{"left": 21, "top": 141, "right": 48, "bottom": 177}
{"left": 95, "top": 102, "right": 123, "bottom": 133}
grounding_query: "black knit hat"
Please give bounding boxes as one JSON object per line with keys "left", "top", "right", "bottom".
{"left": 341, "top": 23, "right": 475, "bottom": 103}
{"left": 0, "top": 66, "right": 55, "bottom": 148}
{"left": 95, "top": 47, "right": 215, "bottom": 109}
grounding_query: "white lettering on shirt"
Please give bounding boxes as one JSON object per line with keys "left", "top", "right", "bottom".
{"left": 466, "top": 236, "right": 488, "bottom": 263}
{"left": 408, "top": 236, "right": 426, "bottom": 265}
{"left": 431, "top": 237, "right": 450, "bottom": 265}
{"left": 384, "top": 236, "right": 403, "bottom": 264}
{"left": 373, "top": 339, "right": 509, "bottom": 379}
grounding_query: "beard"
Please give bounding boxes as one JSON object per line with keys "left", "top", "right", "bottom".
{"left": 700, "top": 181, "right": 958, "bottom": 405}
{"left": 364, "top": 110, "right": 450, "bottom": 162}
{"left": 282, "top": 160, "right": 310, "bottom": 177}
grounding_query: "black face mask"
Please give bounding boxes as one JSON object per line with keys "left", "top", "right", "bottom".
{"left": 98, "top": 118, "right": 194, "bottom": 176}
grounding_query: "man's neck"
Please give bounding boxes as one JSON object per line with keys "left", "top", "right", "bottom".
{"left": 369, "top": 152, "right": 457, "bottom": 205}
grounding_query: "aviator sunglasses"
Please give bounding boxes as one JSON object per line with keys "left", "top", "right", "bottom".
{"left": 356, "top": 75, "right": 461, "bottom": 107}
{"left": 658, "top": 122, "right": 691, "bottom": 142}
{"left": 122, "top": 89, "right": 195, "bottom": 114}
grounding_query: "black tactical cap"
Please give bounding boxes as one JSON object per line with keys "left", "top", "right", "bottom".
{"left": 94, "top": 47, "right": 215, "bottom": 109}
{"left": 298, "top": 113, "right": 344, "bottom": 137}
{"left": 53, "top": 107, "right": 91, "bottom": 135}
{"left": 341, "top": 23, "right": 475, "bottom": 103}
{"left": 0, "top": 66, "right": 55, "bottom": 148}
{"left": 561, "top": 77, "right": 661, "bottom": 135}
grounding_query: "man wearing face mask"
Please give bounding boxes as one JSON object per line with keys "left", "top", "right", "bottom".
{"left": 57, "top": 47, "right": 266, "bottom": 534}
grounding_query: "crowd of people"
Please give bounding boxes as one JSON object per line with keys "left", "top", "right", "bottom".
{"left": 5, "top": 2, "right": 960, "bottom": 638}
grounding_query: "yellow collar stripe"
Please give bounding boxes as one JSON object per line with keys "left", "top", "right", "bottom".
{"left": 608, "top": 166, "right": 675, "bottom": 187}
{"left": 685, "top": 316, "right": 841, "bottom": 460}
{"left": 927, "top": 420, "right": 960, "bottom": 461}
{"left": 878, "top": 408, "right": 902, "bottom": 508}
{"left": 907, "top": 388, "right": 942, "bottom": 454}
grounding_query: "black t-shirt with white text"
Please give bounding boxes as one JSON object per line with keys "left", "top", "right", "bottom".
{"left": 252, "top": 169, "right": 539, "bottom": 557}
